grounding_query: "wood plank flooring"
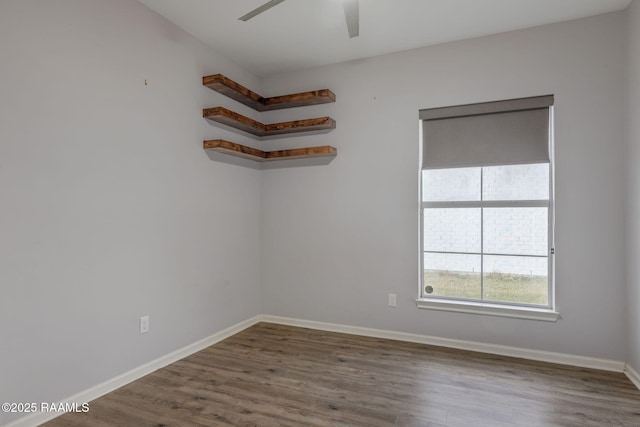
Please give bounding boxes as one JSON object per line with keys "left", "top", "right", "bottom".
{"left": 45, "top": 323, "right": 640, "bottom": 426}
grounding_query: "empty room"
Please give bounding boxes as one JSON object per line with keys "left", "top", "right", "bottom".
{"left": 2, "top": 0, "right": 640, "bottom": 426}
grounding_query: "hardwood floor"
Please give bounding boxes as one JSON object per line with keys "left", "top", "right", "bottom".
{"left": 45, "top": 323, "right": 640, "bottom": 427}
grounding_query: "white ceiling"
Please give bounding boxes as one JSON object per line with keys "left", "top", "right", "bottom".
{"left": 138, "top": 0, "right": 632, "bottom": 77}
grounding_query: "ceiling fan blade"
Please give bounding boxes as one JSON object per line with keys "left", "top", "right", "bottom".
{"left": 238, "top": 0, "right": 286, "bottom": 22}
{"left": 343, "top": 0, "right": 359, "bottom": 38}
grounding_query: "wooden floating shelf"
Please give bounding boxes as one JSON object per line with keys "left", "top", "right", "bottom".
{"left": 203, "top": 106, "right": 336, "bottom": 137}
{"left": 202, "top": 74, "right": 337, "bottom": 165}
{"left": 204, "top": 140, "right": 337, "bottom": 162}
{"left": 203, "top": 74, "right": 335, "bottom": 111}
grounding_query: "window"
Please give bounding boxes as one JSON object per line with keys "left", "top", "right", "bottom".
{"left": 418, "top": 96, "right": 557, "bottom": 320}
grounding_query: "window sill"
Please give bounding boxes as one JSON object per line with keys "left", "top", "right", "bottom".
{"left": 415, "top": 298, "right": 560, "bottom": 322}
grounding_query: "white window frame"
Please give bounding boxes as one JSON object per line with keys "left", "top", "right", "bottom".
{"left": 416, "top": 108, "right": 559, "bottom": 322}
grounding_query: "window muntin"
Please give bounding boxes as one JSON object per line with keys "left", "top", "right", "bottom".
{"left": 421, "top": 163, "right": 552, "bottom": 308}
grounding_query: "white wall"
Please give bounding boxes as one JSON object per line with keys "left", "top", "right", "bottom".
{"left": 626, "top": 0, "right": 640, "bottom": 374}
{"left": 0, "top": 1, "right": 262, "bottom": 424}
{"left": 261, "top": 12, "right": 628, "bottom": 361}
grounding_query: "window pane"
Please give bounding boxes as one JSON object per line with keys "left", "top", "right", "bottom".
{"left": 424, "top": 208, "right": 481, "bottom": 253}
{"left": 424, "top": 253, "right": 481, "bottom": 299}
{"left": 422, "top": 167, "right": 481, "bottom": 201}
{"left": 483, "top": 255, "right": 548, "bottom": 305}
{"left": 482, "top": 163, "right": 549, "bottom": 201}
{"left": 483, "top": 208, "right": 548, "bottom": 256}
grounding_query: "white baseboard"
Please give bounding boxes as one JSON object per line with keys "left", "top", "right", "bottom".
{"left": 5, "top": 315, "right": 261, "bottom": 427}
{"left": 625, "top": 364, "right": 640, "bottom": 390}
{"left": 260, "top": 315, "right": 627, "bottom": 373}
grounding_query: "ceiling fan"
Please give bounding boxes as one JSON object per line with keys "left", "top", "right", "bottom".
{"left": 238, "top": 0, "right": 360, "bottom": 38}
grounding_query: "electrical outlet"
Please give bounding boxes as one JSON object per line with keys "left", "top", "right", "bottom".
{"left": 388, "top": 293, "right": 397, "bottom": 307}
{"left": 140, "top": 315, "right": 149, "bottom": 334}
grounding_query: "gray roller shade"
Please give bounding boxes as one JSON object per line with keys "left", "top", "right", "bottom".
{"left": 420, "top": 95, "right": 553, "bottom": 169}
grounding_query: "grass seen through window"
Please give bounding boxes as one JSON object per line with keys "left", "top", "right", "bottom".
{"left": 424, "top": 270, "right": 548, "bottom": 305}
